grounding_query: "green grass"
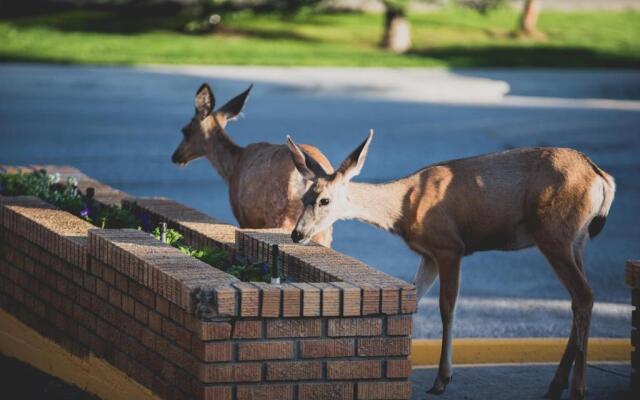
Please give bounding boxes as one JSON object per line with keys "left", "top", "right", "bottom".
{"left": 1, "top": 8, "right": 639, "bottom": 67}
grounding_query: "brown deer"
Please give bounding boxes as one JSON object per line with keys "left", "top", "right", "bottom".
{"left": 171, "top": 83, "right": 334, "bottom": 246}
{"left": 287, "top": 130, "right": 615, "bottom": 400}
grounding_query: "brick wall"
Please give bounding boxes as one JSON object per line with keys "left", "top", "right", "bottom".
{"left": 0, "top": 166, "right": 416, "bottom": 400}
{"left": 626, "top": 260, "right": 639, "bottom": 396}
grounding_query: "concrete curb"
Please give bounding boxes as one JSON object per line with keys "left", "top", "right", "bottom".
{"left": 411, "top": 338, "right": 630, "bottom": 366}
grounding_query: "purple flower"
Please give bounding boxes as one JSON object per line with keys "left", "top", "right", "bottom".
{"left": 260, "top": 262, "right": 270, "bottom": 274}
{"left": 80, "top": 207, "right": 90, "bottom": 218}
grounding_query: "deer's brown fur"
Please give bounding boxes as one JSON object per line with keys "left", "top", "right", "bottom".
{"left": 172, "top": 84, "right": 333, "bottom": 246}
{"left": 287, "top": 131, "right": 615, "bottom": 399}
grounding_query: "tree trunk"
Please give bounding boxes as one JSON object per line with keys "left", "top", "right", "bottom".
{"left": 382, "top": 8, "right": 411, "bottom": 54}
{"left": 519, "top": 0, "right": 540, "bottom": 35}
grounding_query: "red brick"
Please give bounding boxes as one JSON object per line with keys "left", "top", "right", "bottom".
{"left": 148, "top": 311, "right": 162, "bottom": 333}
{"left": 358, "top": 338, "right": 411, "bottom": 356}
{"left": 360, "top": 284, "right": 380, "bottom": 315}
{"left": 122, "top": 294, "right": 135, "bottom": 316}
{"left": 386, "top": 359, "right": 412, "bottom": 378}
{"left": 215, "top": 286, "right": 237, "bottom": 316}
{"left": 197, "top": 321, "right": 232, "bottom": 340}
{"left": 266, "top": 361, "right": 322, "bottom": 381}
{"left": 254, "top": 283, "right": 280, "bottom": 318}
{"left": 238, "top": 341, "right": 294, "bottom": 360}
{"left": 175, "top": 326, "right": 192, "bottom": 350}
{"left": 313, "top": 283, "right": 340, "bottom": 317}
{"left": 299, "top": 383, "right": 353, "bottom": 400}
{"left": 199, "top": 363, "right": 261, "bottom": 383}
{"left": 192, "top": 340, "right": 232, "bottom": 362}
{"left": 327, "top": 360, "right": 381, "bottom": 380}
{"left": 108, "top": 286, "right": 122, "bottom": 308}
{"left": 266, "top": 319, "right": 321, "bottom": 338}
{"left": 232, "top": 320, "right": 262, "bottom": 339}
{"left": 236, "top": 384, "right": 294, "bottom": 400}
{"left": 95, "top": 279, "right": 108, "bottom": 300}
{"left": 282, "top": 284, "right": 301, "bottom": 317}
{"left": 134, "top": 301, "right": 148, "bottom": 324}
{"left": 300, "top": 339, "right": 354, "bottom": 358}
{"left": 328, "top": 318, "right": 382, "bottom": 337}
{"left": 295, "top": 283, "right": 320, "bottom": 317}
{"left": 197, "top": 386, "right": 232, "bottom": 400}
{"left": 162, "top": 318, "right": 177, "bottom": 340}
{"left": 381, "top": 286, "right": 399, "bottom": 314}
{"left": 357, "top": 382, "right": 411, "bottom": 400}
{"left": 387, "top": 315, "right": 413, "bottom": 336}
{"left": 400, "top": 286, "right": 417, "bottom": 314}
{"left": 235, "top": 283, "right": 259, "bottom": 317}
{"left": 333, "top": 282, "right": 361, "bottom": 316}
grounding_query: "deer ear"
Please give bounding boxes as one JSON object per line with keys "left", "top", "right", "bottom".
{"left": 195, "top": 83, "right": 215, "bottom": 120}
{"left": 287, "top": 136, "right": 327, "bottom": 181}
{"left": 217, "top": 84, "right": 252, "bottom": 121}
{"left": 337, "top": 129, "right": 373, "bottom": 182}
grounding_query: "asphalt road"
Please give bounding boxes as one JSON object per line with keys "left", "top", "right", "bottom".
{"left": 1, "top": 63, "right": 638, "bottom": 338}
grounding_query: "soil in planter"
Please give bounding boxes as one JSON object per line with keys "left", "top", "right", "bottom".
{"left": 0, "top": 170, "right": 273, "bottom": 283}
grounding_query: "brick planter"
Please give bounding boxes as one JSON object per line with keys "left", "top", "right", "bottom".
{"left": 626, "top": 260, "right": 640, "bottom": 396}
{"left": 0, "top": 166, "right": 417, "bottom": 400}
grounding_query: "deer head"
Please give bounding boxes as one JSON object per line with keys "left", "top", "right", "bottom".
{"left": 171, "top": 83, "right": 252, "bottom": 166}
{"left": 287, "top": 130, "right": 373, "bottom": 243}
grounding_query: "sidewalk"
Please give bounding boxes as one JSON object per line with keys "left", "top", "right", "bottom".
{"left": 411, "top": 363, "right": 631, "bottom": 400}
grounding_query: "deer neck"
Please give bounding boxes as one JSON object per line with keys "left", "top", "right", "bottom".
{"left": 205, "top": 125, "right": 243, "bottom": 183}
{"left": 343, "top": 180, "right": 407, "bottom": 233}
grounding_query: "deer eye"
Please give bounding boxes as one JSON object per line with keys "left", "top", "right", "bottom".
{"left": 319, "top": 198, "right": 330, "bottom": 207}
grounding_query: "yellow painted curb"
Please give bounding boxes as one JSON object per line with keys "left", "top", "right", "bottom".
{"left": 0, "top": 308, "right": 158, "bottom": 400}
{"left": 411, "top": 338, "right": 631, "bottom": 366}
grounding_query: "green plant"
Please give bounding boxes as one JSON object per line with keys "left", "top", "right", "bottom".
{"left": 152, "top": 226, "right": 272, "bottom": 282}
{"left": 152, "top": 226, "right": 228, "bottom": 267}
{"left": 227, "top": 262, "right": 271, "bottom": 283}
{"left": 1, "top": 171, "right": 273, "bottom": 282}
{"left": 0, "top": 170, "right": 85, "bottom": 214}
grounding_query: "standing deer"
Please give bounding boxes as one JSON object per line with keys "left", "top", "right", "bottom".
{"left": 171, "top": 83, "right": 334, "bottom": 246}
{"left": 287, "top": 130, "right": 615, "bottom": 399}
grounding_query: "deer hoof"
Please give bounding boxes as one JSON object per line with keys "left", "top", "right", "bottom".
{"left": 544, "top": 381, "right": 566, "bottom": 400}
{"left": 569, "top": 387, "right": 586, "bottom": 400}
{"left": 427, "top": 375, "right": 452, "bottom": 395}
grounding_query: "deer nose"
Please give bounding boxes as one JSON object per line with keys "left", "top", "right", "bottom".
{"left": 291, "top": 230, "right": 303, "bottom": 243}
{"left": 171, "top": 151, "right": 182, "bottom": 164}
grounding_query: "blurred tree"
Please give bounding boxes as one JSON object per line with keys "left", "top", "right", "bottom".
{"left": 381, "top": 0, "right": 411, "bottom": 54}
{"left": 519, "top": 0, "right": 540, "bottom": 35}
{"left": 456, "top": 0, "right": 506, "bottom": 15}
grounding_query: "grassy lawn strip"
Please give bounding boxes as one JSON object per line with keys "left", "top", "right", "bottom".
{"left": 1, "top": 8, "right": 639, "bottom": 67}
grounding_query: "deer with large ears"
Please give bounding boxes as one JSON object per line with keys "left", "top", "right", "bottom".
{"left": 287, "top": 130, "right": 615, "bottom": 399}
{"left": 172, "top": 83, "right": 334, "bottom": 246}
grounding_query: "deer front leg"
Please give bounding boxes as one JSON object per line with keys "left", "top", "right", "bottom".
{"left": 427, "top": 250, "right": 461, "bottom": 395}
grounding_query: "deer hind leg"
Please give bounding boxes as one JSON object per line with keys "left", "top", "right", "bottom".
{"left": 545, "top": 232, "right": 589, "bottom": 400}
{"left": 427, "top": 250, "right": 462, "bottom": 395}
{"left": 413, "top": 255, "right": 439, "bottom": 300}
{"left": 537, "top": 232, "right": 593, "bottom": 400}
